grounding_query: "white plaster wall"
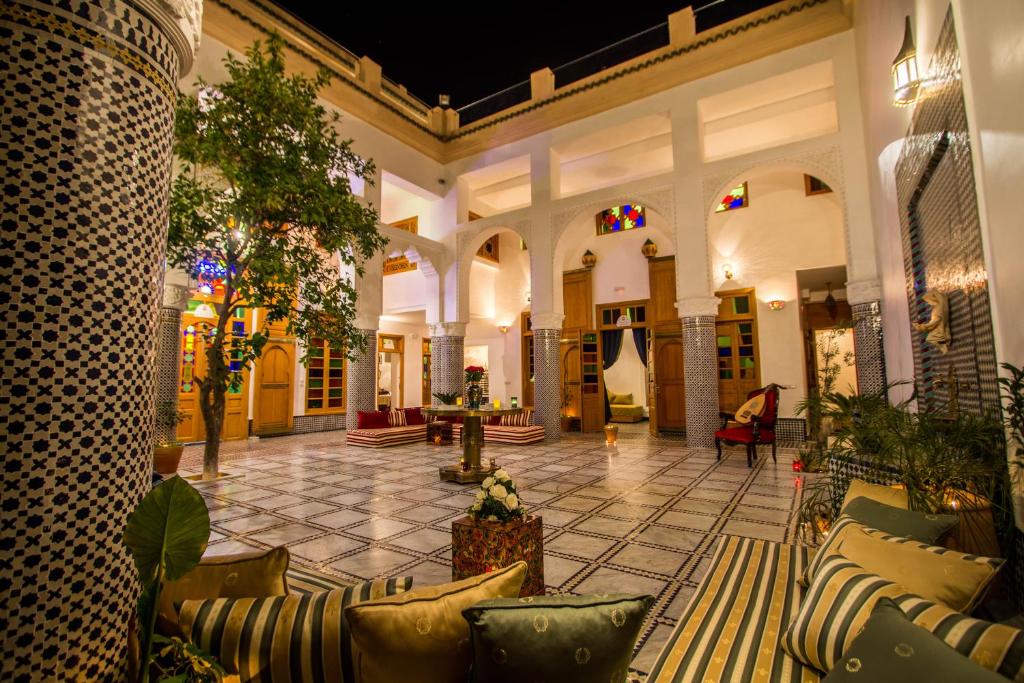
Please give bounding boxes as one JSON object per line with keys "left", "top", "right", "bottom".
{"left": 382, "top": 270, "right": 427, "bottom": 313}
{"left": 708, "top": 168, "right": 846, "bottom": 417}
{"left": 604, "top": 333, "right": 648, "bottom": 412}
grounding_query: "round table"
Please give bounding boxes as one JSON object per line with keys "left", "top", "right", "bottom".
{"left": 422, "top": 407, "right": 523, "bottom": 483}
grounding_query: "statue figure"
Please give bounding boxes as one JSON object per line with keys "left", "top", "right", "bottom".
{"left": 914, "top": 290, "right": 951, "bottom": 353}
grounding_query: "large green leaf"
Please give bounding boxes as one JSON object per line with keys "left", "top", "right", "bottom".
{"left": 124, "top": 476, "right": 210, "bottom": 584}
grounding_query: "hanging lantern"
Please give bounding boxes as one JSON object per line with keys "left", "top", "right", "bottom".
{"left": 581, "top": 250, "right": 597, "bottom": 268}
{"left": 892, "top": 16, "right": 921, "bottom": 106}
{"left": 641, "top": 238, "right": 658, "bottom": 259}
{"left": 824, "top": 281, "right": 838, "bottom": 320}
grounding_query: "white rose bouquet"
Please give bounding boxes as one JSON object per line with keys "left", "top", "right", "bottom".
{"left": 468, "top": 468, "right": 526, "bottom": 522}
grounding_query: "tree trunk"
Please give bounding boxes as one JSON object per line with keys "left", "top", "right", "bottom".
{"left": 200, "top": 334, "right": 229, "bottom": 480}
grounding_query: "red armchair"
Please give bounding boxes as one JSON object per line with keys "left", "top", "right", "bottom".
{"left": 714, "top": 384, "right": 780, "bottom": 467}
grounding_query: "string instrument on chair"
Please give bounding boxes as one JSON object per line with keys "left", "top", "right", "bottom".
{"left": 733, "top": 393, "right": 767, "bottom": 424}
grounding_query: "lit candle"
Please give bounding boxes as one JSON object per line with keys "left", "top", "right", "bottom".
{"left": 493, "top": 399, "right": 501, "bottom": 409}
{"left": 456, "top": 396, "right": 463, "bottom": 406}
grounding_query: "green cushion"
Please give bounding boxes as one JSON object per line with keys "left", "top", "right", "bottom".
{"left": 824, "top": 598, "right": 1007, "bottom": 682}
{"left": 609, "top": 392, "right": 634, "bottom": 405}
{"left": 179, "top": 576, "right": 412, "bottom": 682}
{"left": 842, "top": 496, "right": 958, "bottom": 543}
{"left": 462, "top": 593, "right": 653, "bottom": 683}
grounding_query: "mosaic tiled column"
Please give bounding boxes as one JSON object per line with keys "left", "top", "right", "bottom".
{"left": 0, "top": 0, "right": 199, "bottom": 678}
{"left": 847, "top": 281, "right": 886, "bottom": 396}
{"left": 532, "top": 328, "right": 563, "bottom": 441}
{"left": 155, "top": 281, "right": 191, "bottom": 444}
{"left": 429, "top": 323, "right": 466, "bottom": 406}
{"left": 346, "top": 330, "right": 378, "bottom": 430}
{"left": 678, "top": 298, "right": 721, "bottom": 448}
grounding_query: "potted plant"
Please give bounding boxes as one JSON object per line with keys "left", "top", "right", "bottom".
{"left": 998, "top": 362, "right": 1024, "bottom": 528}
{"left": 153, "top": 401, "right": 187, "bottom": 475}
{"left": 124, "top": 476, "right": 223, "bottom": 682}
{"left": 432, "top": 391, "right": 460, "bottom": 408}
{"left": 464, "top": 365, "right": 485, "bottom": 409}
{"left": 451, "top": 469, "right": 545, "bottom": 596}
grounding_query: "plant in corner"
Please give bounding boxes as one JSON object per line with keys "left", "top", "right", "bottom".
{"left": 153, "top": 401, "right": 187, "bottom": 475}
{"left": 124, "top": 476, "right": 222, "bottom": 682}
{"left": 168, "top": 35, "right": 385, "bottom": 479}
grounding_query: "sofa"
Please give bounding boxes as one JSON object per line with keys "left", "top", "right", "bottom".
{"left": 446, "top": 409, "right": 545, "bottom": 445}
{"left": 346, "top": 407, "right": 428, "bottom": 448}
{"left": 608, "top": 392, "right": 645, "bottom": 422}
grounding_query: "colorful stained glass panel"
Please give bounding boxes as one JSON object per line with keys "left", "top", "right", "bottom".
{"left": 715, "top": 182, "right": 748, "bottom": 213}
{"left": 596, "top": 204, "right": 646, "bottom": 235}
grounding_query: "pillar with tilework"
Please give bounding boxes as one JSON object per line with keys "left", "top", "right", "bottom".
{"left": 0, "top": 0, "right": 200, "bottom": 677}
{"left": 531, "top": 313, "right": 564, "bottom": 441}
{"left": 678, "top": 298, "right": 721, "bottom": 448}
{"left": 346, "top": 326, "right": 379, "bottom": 430}
{"left": 846, "top": 280, "right": 887, "bottom": 396}
{"left": 428, "top": 322, "right": 466, "bottom": 406}
{"left": 155, "top": 277, "right": 192, "bottom": 444}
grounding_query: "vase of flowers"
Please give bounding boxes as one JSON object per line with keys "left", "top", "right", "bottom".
{"left": 465, "top": 365, "right": 485, "bottom": 409}
{"left": 451, "top": 469, "right": 545, "bottom": 596}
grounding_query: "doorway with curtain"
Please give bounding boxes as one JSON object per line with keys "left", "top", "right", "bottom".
{"left": 597, "top": 302, "right": 649, "bottom": 425}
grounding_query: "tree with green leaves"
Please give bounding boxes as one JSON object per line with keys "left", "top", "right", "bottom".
{"left": 168, "top": 36, "right": 385, "bottom": 479}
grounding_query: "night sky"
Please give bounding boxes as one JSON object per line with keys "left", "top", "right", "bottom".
{"left": 274, "top": 1, "right": 780, "bottom": 111}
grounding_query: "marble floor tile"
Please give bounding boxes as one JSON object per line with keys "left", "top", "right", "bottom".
{"left": 276, "top": 501, "right": 339, "bottom": 519}
{"left": 544, "top": 555, "right": 588, "bottom": 588}
{"left": 574, "top": 567, "right": 667, "bottom": 598}
{"left": 215, "top": 513, "right": 289, "bottom": 534}
{"left": 720, "top": 519, "right": 787, "bottom": 542}
{"left": 654, "top": 510, "right": 718, "bottom": 532}
{"left": 286, "top": 534, "right": 366, "bottom": 562}
{"left": 634, "top": 525, "right": 705, "bottom": 552}
{"left": 609, "top": 543, "right": 688, "bottom": 576}
{"left": 545, "top": 532, "right": 618, "bottom": 560}
{"left": 386, "top": 528, "right": 451, "bottom": 554}
{"left": 247, "top": 523, "right": 323, "bottom": 546}
{"left": 346, "top": 518, "right": 417, "bottom": 540}
{"left": 571, "top": 516, "right": 640, "bottom": 538}
{"left": 328, "top": 547, "right": 417, "bottom": 579}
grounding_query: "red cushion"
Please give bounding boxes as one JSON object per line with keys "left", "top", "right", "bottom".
{"left": 403, "top": 407, "right": 426, "bottom": 426}
{"left": 488, "top": 416, "right": 503, "bottom": 426}
{"left": 357, "top": 410, "right": 390, "bottom": 429}
{"left": 715, "top": 426, "right": 775, "bottom": 443}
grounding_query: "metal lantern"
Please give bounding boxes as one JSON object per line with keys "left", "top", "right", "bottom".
{"left": 641, "top": 238, "right": 658, "bottom": 259}
{"left": 892, "top": 16, "right": 921, "bottom": 106}
{"left": 581, "top": 249, "right": 597, "bottom": 268}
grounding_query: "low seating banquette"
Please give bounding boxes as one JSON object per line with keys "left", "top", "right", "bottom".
{"left": 448, "top": 408, "right": 545, "bottom": 445}
{"left": 608, "top": 391, "right": 645, "bottom": 423}
{"left": 346, "top": 407, "right": 427, "bottom": 448}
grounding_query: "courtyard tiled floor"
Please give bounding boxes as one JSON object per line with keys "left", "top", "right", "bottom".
{"left": 180, "top": 426, "right": 806, "bottom": 675}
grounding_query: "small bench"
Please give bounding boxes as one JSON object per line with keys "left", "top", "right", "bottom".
{"left": 449, "top": 422, "right": 546, "bottom": 445}
{"left": 346, "top": 423, "right": 427, "bottom": 448}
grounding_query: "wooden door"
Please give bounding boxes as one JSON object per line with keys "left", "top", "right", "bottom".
{"left": 580, "top": 330, "right": 603, "bottom": 432}
{"left": 221, "top": 313, "right": 251, "bottom": 440}
{"left": 253, "top": 342, "right": 294, "bottom": 435}
{"left": 648, "top": 257, "right": 678, "bottom": 328}
{"left": 715, "top": 321, "right": 760, "bottom": 412}
{"left": 655, "top": 333, "right": 686, "bottom": 432}
{"left": 521, "top": 311, "right": 535, "bottom": 407}
{"left": 560, "top": 332, "right": 581, "bottom": 428}
{"left": 646, "top": 328, "right": 658, "bottom": 435}
{"left": 562, "top": 270, "right": 593, "bottom": 331}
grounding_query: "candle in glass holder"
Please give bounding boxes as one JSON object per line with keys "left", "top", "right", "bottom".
{"left": 510, "top": 396, "right": 518, "bottom": 408}
{"left": 456, "top": 396, "right": 463, "bottom": 406}
{"left": 493, "top": 399, "right": 501, "bottom": 409}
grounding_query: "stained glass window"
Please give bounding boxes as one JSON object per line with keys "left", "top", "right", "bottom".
{"left": 181, "top": 325, "right": 197, "bottom": 393}
{"left": 715, "top": 182, "right": 748, "bottom": 212}
{"left": 194, "top": 258, "right": 232, "bottom": 296}
{"left": 596, "top": 204, "right": 646, "bottom": 235}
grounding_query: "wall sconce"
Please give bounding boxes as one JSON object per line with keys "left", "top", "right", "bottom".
{"left": 581, "top": 250, "right": 597, "bottom": 268}
{"left": 722, "top": 263, "right": 734, "bottom": 280}
{"left": 892, "top": 16, "right": 921, "bottom": 106}
{"left": 768, "top": 299, "right": 786, "bottom": 311}
{"left": 438, "top": 93, "right": 451, "bottom": 108}
{"left": 498, "top": 325, "right": 509, "bottom": 334}
{"left": 641, "top": 238, "right": 658, "bottom": 259}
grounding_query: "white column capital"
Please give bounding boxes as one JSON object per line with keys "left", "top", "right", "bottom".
{"left": 354, "top": 314, "right": 380, "bottom": 331}
{"left": 429, "top": 321, "right": 467, "bottom": 338}
{"left": 845, "top": 278, "right": 883, "bottom": 305}
{"left": 162, "top": 283, "right": 191, "bottom": 312}
{"left": 530, "top": 312, "right": 564, "bottom": 330}
{"left": 138, "top": 0, "right": 203, "bottom": 74}
{"left": 676, "top": 297, "right": 720, "bottom": 318}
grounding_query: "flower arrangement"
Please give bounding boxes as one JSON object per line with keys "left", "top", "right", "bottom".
{"left": 465, "top": 365, "right": 485, "bottom": 383}
{"left": 468, "top": 469, "right": 525, "bottom": 523}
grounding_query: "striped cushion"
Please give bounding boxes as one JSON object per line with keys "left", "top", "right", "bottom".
{"left": 800, "top": 516, "right": 1002, "bottom": 591}
{"left": 346, "top": 424, "right": 426, "bottom": 448}
{"left": 285, "top": 565, "right": 351, "bottom": 595}
{"left": 482, "top": 425, "right": 545, "bottom": 444}
{"left": 648, "top": 536, "right": 819, "bottom": 683}
{"left": 387, "top": 409, "right": 406, "bottom": 427}
{"left": 500, "top": 410, "right": 533, "bottom": 426}
{"left": 180, "top": 577, "right": 412, "bottom": 683}
{"left": 781, "top": 554, "right": 1024, "bottom": 679}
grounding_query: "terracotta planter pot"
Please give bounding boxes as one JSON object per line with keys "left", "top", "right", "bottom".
{"left": 153, "top": 444, "right": 184, "bottom": 474}
{"left": 451, "top": 515, "right": 544, "bottom": 596}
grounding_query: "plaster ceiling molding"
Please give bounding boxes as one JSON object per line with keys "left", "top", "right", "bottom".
{"left": 138, "top": 0, "right": 204, "bottom": 74}
{"left": 549, "top": 185, "right": 676, "bottom": 251}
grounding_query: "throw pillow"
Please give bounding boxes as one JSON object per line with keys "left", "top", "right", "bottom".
{"left": 823, "top": 598, "right": 1007, "bottom": 682}
{"left": 179, "top": 576, "right": 412, "bottom": 683}
{"left": 157, "top": 547, "right": 289, "bottom": 637}
{"left": 403, "top": 407, "right": 426, "bottom": 425}
{"left": 781, "top": 554, "right": 1024, "bottom": 679}
{"left": 841, "top": 496, "right": 958, "bottom": 543}
{"left": 462, "top": 593, "right": 654, "bottom": 683}
{"left": 841, "top": 479, "right": 908, "bottom": 511}
{"left": 837, "top": 523, "right": 1002, "bottom": 611}
{"left": 387, "top": 408, "right": 407, "bottom": 427}
{"left": 500, "top": 410, "right": 533, "bottom": 427}
{"left": 356, "top": 410, "right": 389, "bottom": 429}
{"left": 345, "top": 562, "right": 527, "bottom": 683}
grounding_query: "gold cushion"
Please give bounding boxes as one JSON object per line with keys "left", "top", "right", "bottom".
{"left": 841, "top": 478, "right": 908, "bottom": 511}
{"left": 157, "top": 547, "right": 290, "bottom": 636}
{"left": 345, "top": 562, "right": 527, "bottom": 683}
{"left": 838, "top": 524, "right": 1002, "bottom": 611}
